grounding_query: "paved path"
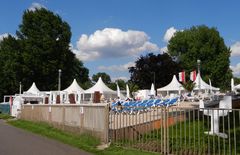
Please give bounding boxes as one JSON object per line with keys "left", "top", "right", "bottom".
{"left": 0, "top": 120, "right": 92, "bottom": 155}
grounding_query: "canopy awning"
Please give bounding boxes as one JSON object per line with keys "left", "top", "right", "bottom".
{"left": 193, "top": 73, "right": 219, "bottom": 91}
{"left": 84, "top": 77, "right": 116, "bottom": 94}
{"left": 64, "top": 79, "right": 84, "bottom": 93}
{"left": 157, "top": 75, "right": 184, "bottom": 92}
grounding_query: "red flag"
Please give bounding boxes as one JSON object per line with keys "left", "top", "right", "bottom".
{"left": 179, "top": 71, "right": 185, "bottom": 83}
{"left": 190, "top": 70, "right": 197, "bottom": 81}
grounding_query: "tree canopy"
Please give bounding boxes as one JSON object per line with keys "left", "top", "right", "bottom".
{"left": 0, "top": 8, "right": 89, "bottom": 100}
{"left": 168, "top": 25, "right": 232, "bottom": 90}
{"left": 92, "top": 72, "right": 111, "bottom": 84}
{"left": 129, "top": 53, "right": 181, "bottom": 89}
{"left": 0, "top": 36, "right": 22, "bottom": 98}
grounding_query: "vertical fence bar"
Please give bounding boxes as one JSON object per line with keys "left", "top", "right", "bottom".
{"left": 120, "top": 110, "right": 122, "bottom": 145}
{"left": 167, "top": 107, "right": 169, "bottom": 154}
{"left": 198, "top": 108, "right": 200, "bottom": 155}
{"left": 193, "top": 108, "right": 196, "bottom": 155}
{"left": 128, "top": 109, "right": 130, "bottom": 147}
{"left": 116, "top": 110, "right": 119, "bottom": 145}
{"left": 228, "top": 109, "right": 231, "bottom": 155}
{"left": 233, "top": 110, "right": 236, "bottom": 155}
{"left": 202, "top": 108, "right": 205, "bottom": 155}
{"left": 137, "top": 107, "right": 140, "bottom": 149}
{"left": 179, "top": 108, "right": 182, "bottom": 154}
{"left": 163, "top": 107, "right": 167, "bottom": 154}
{"left": 155, "top": 107, "right": 160, "bottom": 152}
{"left": 184, "top": 109, "right": 187, "bottom": 154}
{"left": 157, "top": 107, "right": 159, "bottom": 153}
{"left": 161, "top": 107, "right": 164, "bottom": 152}
{"left": 207, "top": 109, "right": 210, "bottom": 155}
{"left": 176, "top": 107, "right": 178, "bottom": 154}
{"left": 171, "top": 108, "right": 174, "bottom": 154}
{"left": 223, "top": 109, "right": 226, "bottom": 155}
{"left": 217, "top": 109, "right": 220, "bottom": 155}
{"left": 189, "top": 108, "right": 191, "bottom": 154}
{"left": 172, "top": 108, "right": 177, "bottom": 153}
{"left": 213, "top": 110, "right": 215, "bottom": 155}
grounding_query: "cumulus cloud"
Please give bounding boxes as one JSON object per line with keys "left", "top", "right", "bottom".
{"left": 160, "top": 46, "right": 168, "bottom": 53}
{"left": 28, "top": 2, "right": 46, "bottom": 11}
{"left": 230, "top": 63, "right": 240, "bottom": 77}
{"left": 163, "top": 27, "right": 177, "bottom": 42}
{"left": 230, "top": 42, "right": 240, "bottom": 57}
{"left": 0, "top": 33, "right": 9, "bottom": 41}
{"left": 98, "top": 62, "right": 135, "bottom": 72}
{"left": 73, "top": 28, "right": 159, "bottom": 61}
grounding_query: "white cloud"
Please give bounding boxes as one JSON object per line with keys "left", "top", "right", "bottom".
{"left": 230, "top": 42, "right": 240, "bottom": 57}
{"left": 0, "top": 33, "right": 9, "bottom": 41}
{"left": 163, "top": 27, "right": 177, "bottom": 42}
{"left": 72, "top": 28, "right": 159, "bottom": 61}
{"left": 160, "top": 46, "right": 168, "bottom": 53}
{"left": 230, "top": 63, "right": 240, "bottom": 77}
{"left": 28, "top": 2, "right": 46, "bottom": 11}
{"left": 98, "top": 62, "right": 135, "bottom": 72}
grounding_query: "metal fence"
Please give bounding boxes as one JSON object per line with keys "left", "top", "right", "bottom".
{"left": 109, "top": 106, "right": 240, "bottom": 154}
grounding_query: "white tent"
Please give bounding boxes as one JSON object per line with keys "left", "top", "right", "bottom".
{"left": 193, "top": 73, "right": 219, "bottom": 91}
{"left": 85, "top": 77, "right": 116, "bottom": 94}
{"left": 25, "top": 82, "right": 40, "bottom": 95}
{"left": 235, "top": 84, "right": 240, "bottom": 90}
{"left": 150, "top": 83, "right": 155, "bottom": 96}
{"left": 157, "top": 75, "right": 184, "bottom": 95}
{"left": 84, "top": 77, "right": 117, "bottom": 101}
{"left": 64, "top": 79, "right": 84, "bottom": 93}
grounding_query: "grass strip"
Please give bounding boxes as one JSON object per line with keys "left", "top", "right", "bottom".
{"left": 8, "top": 120, "right": 158, "bottom": 155}
{"left": 0, "top": 113, "right": 14, "bottom": 120}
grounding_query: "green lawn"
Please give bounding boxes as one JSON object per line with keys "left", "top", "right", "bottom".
{"left": 8, "top": 120, "right": 158, "bottom": 155}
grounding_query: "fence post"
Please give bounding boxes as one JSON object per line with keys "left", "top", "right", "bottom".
{"left": 105, "top": 104, "right": 110, "bottom": 143}
{"left": 163, "top": 107, "right": 167, "bottom": 154}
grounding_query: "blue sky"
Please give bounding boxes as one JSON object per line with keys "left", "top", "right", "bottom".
{"left": 0, "top": 0, "right": 240, "bottom": 80}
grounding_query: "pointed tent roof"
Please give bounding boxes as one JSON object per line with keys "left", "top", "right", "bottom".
{"left": 157, "top": 75, "right": 184, "bottom": 91}
{"left": 84, "top": 77, "right": 116, "bottom": 94}
{"left": 26, "top": 82, "right": 40, "bottom": 94}
{"left": 235, "top": 84, "right": 240, "bottom": 90}
{"left": 150, "top": 83, "right": 155, "bottom": 96}
{"left": 64, "top": 79, "right": 84, "bottom": 93}
{"left": 193, "top": 73, "right": 219, "bottom": 91}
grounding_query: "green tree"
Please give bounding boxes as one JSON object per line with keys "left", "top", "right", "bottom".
{"left": 108, "top": 79, "right": 126, "bottom": 90}
{"left": 129, "top": 53, "right": 181, "bottom": 89}
{"left": 0, "top": 8, "right": 89, "bottom": 100}
{"left": 115, "top": 79, "right": 126, "bottom": 90}
{"left": 0, "top": 36, "right": 23, "bottom": 98}
{"left": 16, "top": 8, "right": 89, "bottom": 90}
{"left": 234, "top": 77, "right": 240, "bottom": 85}
{"left": 168, "top": 25, "right": 232, "bottom": 90}
{"left": 92, "top": 72, "right": 111, "bottom": 84}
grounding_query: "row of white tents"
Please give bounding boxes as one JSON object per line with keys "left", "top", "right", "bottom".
{"left": 9, "top": 73, "right": 221, "bottom": 105}
{"left": 21, "top": 77, "right": 119, "bottom": 104}
{"left": 157, "top": 73, "right": 220, "bottom": 96}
